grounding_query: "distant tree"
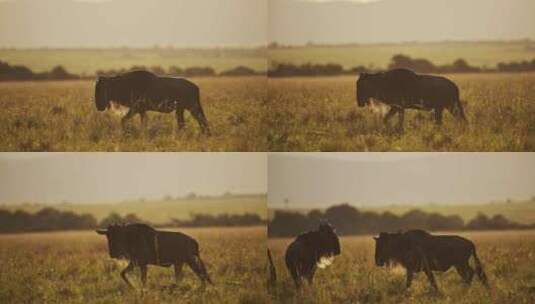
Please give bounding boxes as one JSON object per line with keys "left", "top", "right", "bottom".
{"left": 183, "top": 67, "right": 215, "bottom": 77}
{"left": 186, "top": 192, "right": 197, "bottom": 200}
{"left": 150, "top": 66, "right": 166, "bottom": 75}
{"left": 123, "top": 213, "right": 144, "bottom": 224}
{"left": 99, "top": 212, "right": 123, "bottom": 228}
{"left": 168, "top": 66, "right": 183, "bottom": 76}
{"left": 219, "top": 66, "right": 257, "bottom": 76}
{"left": 388, "top": 54, "right": 436, "bottom": 73}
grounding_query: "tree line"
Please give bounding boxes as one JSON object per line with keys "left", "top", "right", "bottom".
{"left": 268, "top": 54, "right": 535, "bottom": 77}
{"left": 0, "top": 207, "right": 265, "bottom": 233}
{"left": 0, "top": 60, "right": 263, "bottom": 81}
{"left": 268, "top": 204, "right": 534, "bottom": 237}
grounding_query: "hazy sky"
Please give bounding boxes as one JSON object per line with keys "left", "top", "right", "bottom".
{"left": 0, "top": 153, "right": 267, "bottom": 204}
{"left": 0, "top": 0, "right": 267, "bottom": 47}
{"left": 270, "top": 0, "right": 535, "bottom": 44}
{"left": 2, "top": 0, "right": 534, "bottom": 48}
{"left": 268, "top": 153, "right": 535, "bottom": 208}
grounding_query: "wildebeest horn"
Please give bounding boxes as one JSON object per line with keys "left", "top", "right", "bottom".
{"left": 96, "top": 229, "right": 107, "bottom": 235}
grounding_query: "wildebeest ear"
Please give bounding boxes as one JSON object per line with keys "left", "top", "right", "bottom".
{"left": 96, "top": 229, "right": 107, "bottom": 235}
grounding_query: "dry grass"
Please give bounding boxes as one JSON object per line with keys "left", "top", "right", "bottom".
{"left": 265, "top": 73, "right": 535, "bottom": 151}
{"left": 0, "top": 76, "right": 268, "bottom": 151}
{"left": 0, "top": 227, "right": 267, "bottom": 304}
{"left": 268, "top": 230, "right": 535, "bottom": 304}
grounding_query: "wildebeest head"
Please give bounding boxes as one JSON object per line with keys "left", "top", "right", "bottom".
{"left": 356, "top": 72, "right": 374, "bottom": 107}
{"left": 317, "top": 222, "right": 341, "bottom": 257}
{"left": 373, "top": 232, "right": 400, "bottom": 267}
{"left": 96, "top": 224, "right": 129, "bottom": 259}
{"left": 94, "top": 76, "right": 112, "bottom": 111}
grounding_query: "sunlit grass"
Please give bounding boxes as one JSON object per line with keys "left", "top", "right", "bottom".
{"left": 0, "top": 76, "right": 268, "bottom": 151}
{"left": 268, "top": 230, "right": 535, "bottom": 303}
{"left": 269, "top": 42, "right": 535, "bottom": 70}
{"left": 0, "top": 227, "right": 267, "bottom": 304}
{"left": 266, "top": 73, "right": 535, "bottom": 151}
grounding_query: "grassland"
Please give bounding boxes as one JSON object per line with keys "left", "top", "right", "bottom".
{"left": 0, "top": 76, "right": 269, "bottom": 151}
{"left": 268, "top": 230, "right": 535, "bottom": 304}
{"left": 0, "top": 48, "right": 267, "bottom": 75}
{"left": 269, "top": 41, "right": 535, "bottom": 70}
{"left": 266, "top": 73, "right": 535, "bottom": 151}
{"left": 1, "top": 195, "right": 267, "bottom": 223}
{"left": 0, "top": 227, "right": 267, "bottom": 304}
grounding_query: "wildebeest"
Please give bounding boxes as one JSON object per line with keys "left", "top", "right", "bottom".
{"left": 94, "top": 70, "right": 210, "bottom": 134}
{"left": 96, "top": 223, "right": 212, "bottom": 288}
{"left": 285, "top": 222, "right": 341, "bottom": 288}
{"left": 373, "top": 230, "right": 489, "bottom": 292}
{"left": 356, "top": 69, "right": 467, "bottom": 128}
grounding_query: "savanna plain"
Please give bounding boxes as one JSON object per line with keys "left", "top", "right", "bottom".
{"left": 267, "top": 73, "right": 535, "bottom": 151}
{"left": 268, "top": 230, "right": 535, "bottom": 304}
{"left": 2, "top": 42, "right": 535, "bottom": 151}
{"left": 0, "top": 227, "right": 267, "bottom": 304}
{"left": 0, "top": 76, "right": 268, "bottom": 151}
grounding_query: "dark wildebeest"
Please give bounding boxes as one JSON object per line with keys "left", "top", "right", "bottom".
{"left": 373, "top": 230, "right": 489, "bottom": 292}
{"left": 285, "top": 222, "right": 341, "bottom": 288}
{"left": 94, "top": 70, "right": 210, "bottom": 134}
{"left": 356, "top": 69, "right": 467, "bottom": 128}
{"left": 96, "top": 223, "right": 212, "bottom": 288}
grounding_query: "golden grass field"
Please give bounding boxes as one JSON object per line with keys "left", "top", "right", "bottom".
{"left": 0, "top": 48, "right": 267, "bottom": 75}
{"left": 269, "top": 41, "right": 535, "bottom": 70}
{"left": 266, "top": 73, "right": 535, "bottom": 151}
{"left": 0, "top": 227, "right": 267, "bottom": 304}
{"left": 268, "top": 230, "right": 535, "bottom": 304}
{"left": 2, "top": 72, "right": 534, "bottom": 151}
{"left": 0, "top": 76, "right": 268, "bottom": 151}
{"left": 2, "top": 194, "right": 267, "bottom": 223}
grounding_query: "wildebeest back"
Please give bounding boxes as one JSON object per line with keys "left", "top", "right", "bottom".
{"left": 154, "top": 231, "right": 200, "bottom": 265}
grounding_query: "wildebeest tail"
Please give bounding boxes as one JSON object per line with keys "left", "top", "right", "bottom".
{"left": 456, "top": 99, "right": 468, "bottom": 122}
{"left": 192, "top": 87, "right": 211, "bottom": 134}
{"left": 267, "top": 249, "right": 277, "bottom": 289}
{"left": 472, "top": 248, "right": 489, "bottom": 288}
{"left": 196, "top": 254, "right": 213, "bottom": 284}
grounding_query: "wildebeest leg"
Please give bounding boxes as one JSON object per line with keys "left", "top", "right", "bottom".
{"left": 175, "top": 106, "right": 185, "bottom": 130}
{"left": 289, "top": 266, "right": 301, "bottom": 289}
{"left": 121, "top": 262, "right": 135, "bottom": 288}
{"left": 139, "top": 264, "right": 148, "bottom": 287}
{"left": 174, "top": 262, "right": 184, "bottom": 283}
{"left": 186, "top": 256, "right": 210, "bottom": 286}
{"left": 397, "top": 108, "right": 405, "bottom": 131}
{"left": 472, "top": 251, "right": 490, "bottom": 288}
{"left": 423, "top": 268, "right": 439, "bottom": 292}
{"left": 434, "top": 108, "right": 444, "bottom": 125}
{"left": 196, "top": 256, "right": 213, "bottom": 284}
{"left": 189, "top": 108, "right": 211, "bottom": 135}
{"left": 455, "top": 263, "right": 474, "bottom": 285}
{"left": 139, "top": 112, "right": 148, "bottom": 130}
{"left": 447, "top": 102, "right": 468, "bottom": 123}
{"left": 406, "top": 270, "right": 414, "bottom": 289}
{"left": 383, "top": 107, "right": 398, "bottom": 124}
{"left": 121, "top": 109, "right": 136, "bottom": 129}
{"left": 305, "top": 266, "right": 316, "bottom": 285}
